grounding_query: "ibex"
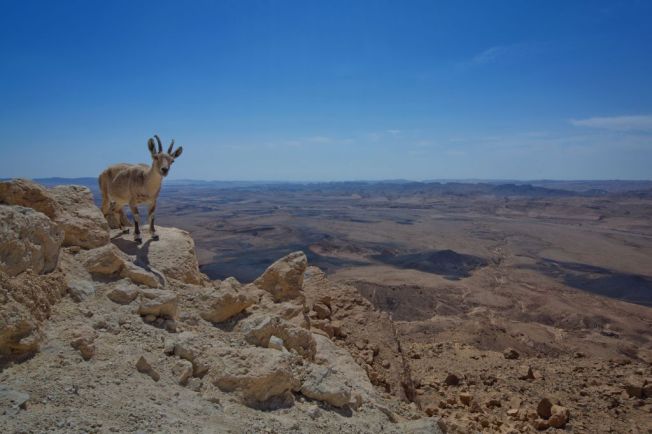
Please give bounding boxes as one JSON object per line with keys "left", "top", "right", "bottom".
{"left": 99, "top": 135, "right": 183, "bottom": 244}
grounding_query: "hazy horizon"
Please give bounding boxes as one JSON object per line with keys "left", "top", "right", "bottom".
{"left": 2, "top": 1, "right": 652, "bottom": 180}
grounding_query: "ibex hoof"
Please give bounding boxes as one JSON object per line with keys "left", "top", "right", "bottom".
{"left": 122, "top": 228, "right": 130, "bottom": 234}
{"left": 134, "top": 237, "right": 142, "bottom": 245}
{"left": 151, "top": 234, "right": 159, "bottom": 241}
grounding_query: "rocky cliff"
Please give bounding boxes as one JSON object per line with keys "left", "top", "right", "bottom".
{"left": 0, "top": 179, "right": 444, "bottom": 433}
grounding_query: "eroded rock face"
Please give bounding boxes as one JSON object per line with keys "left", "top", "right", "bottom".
{"left": 78, "top": 244, "right": 158, "bottom": 288}
{"left": 138, "top": 288, "right": 178, "bottom": 319}
{"left": 239, "top": 314, "right": 316, "bottom": 360}
{"left": 0, "top": 179, "right": 61, "bottom": 219}
{"left": 254, "top": 251, "right": 307, "bottom": 302}
{"left": 138, "top": 227, "right": 204, "bottom": 285}
{"left": 0, "top": 205, "right": 64, "bottom": 276}
{"left": 0, "top": 270, "right": 67, "bottom": 363}
{"left": 199, "top": 278, "right": 258, "bottom": 323}
{"left": 300, "top": 364, "right": 352, "bottom": 408}
{"left": 0, "top": 180, "right": 108, "bottom": 250}
{"left": 48, "top": 185, "right": 109, "bottom": 249}
{"left": 210, "top": 347, "right": 300, "bottom": 407}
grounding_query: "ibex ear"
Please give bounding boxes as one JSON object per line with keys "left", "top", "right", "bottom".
{"left": 172, "top": 146, "right": 183, "bottom": 158}
{"left": 147, "top": 138, "right": 157, "bottom": 156}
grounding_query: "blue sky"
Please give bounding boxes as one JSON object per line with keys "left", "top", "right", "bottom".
{"left": 1, "top": 0, "right": 651, "bottom": 181}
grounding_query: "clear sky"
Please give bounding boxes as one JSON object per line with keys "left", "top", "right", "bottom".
{"left": 1, "top": 0, "right": 651, "bottom": 181}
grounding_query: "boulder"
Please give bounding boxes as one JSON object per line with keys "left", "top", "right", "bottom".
{"left": 138, "top": 288, "right": 178, "bottom": 319}
{"left": 254, "top": 251, "right": 307, "bottom": 302}
{"left": 239, "top": 314, "right": 316, "bottom": 360}
{"left": 199, "top": 278, "right": 257, "bottom": 323}
{"left": 78, "top": 244, "right": 158, "bottom": 288}
{"left": 48, "top": 185, "right": 109, "bottom": 249}
{"left": 0, "top": 205, "right": 63, "bottom": 276}
{"left": 107, "top": 284, "right": 139, "bottom": 304}
{"left": 136, "top": 227, "right": 204, "bottom": 284}
{"left": 300, "top": 364, "right": 351, "bottom": 407}
{"left": 78, "top": 244, "right": 125, "bottom": 275}
{"left": 0, "top": 180, "right": 109, "bottom": 249}
{"left": 0, "top": 179, "right": 61, "bottom": 219}
{"left": 210, "top": 347, "right": 300, "bottom": 406}
{"left": 312, "top": 334, "right": 377, "bottom": 405}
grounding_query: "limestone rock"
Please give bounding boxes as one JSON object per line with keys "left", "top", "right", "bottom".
{"left": 138, "top": 288, "right": 178, "bottom": 319}
{"left": 136, "top": 356, "right": 160, "bottom": 381}
{"left": 136, "top": 227, "right": 204, "bottom": 284}
{"left": 0, "top": 205, "right": 63, "bottom": 276}
{"left": 121, "top": 262, "right": 159, "bottom": 288}
{"left": 239, "top": 314, "right": 316, "bottom": 360}
{"left": 199, "top": 278, "right": 257, "bottom": 323}
{"left": 300, "top": 364, "right": 351, "bottom": 408}
{"left": 254, "top": 251, "right": 307, "bottom": 302}
{"left": 312, "top": 334, "right": 377, "bottom": 405}
{"left": 78, "top": 244, "right": 158, "bottom": 288}
{"left": 0, "top": 180, "right": 108, "bottom": 249}
{"left": 48, "top": 185, "right": 109, "bottom": 249}
{"left": 0, "top": 179, "right": 61, "bottom": 219}
{"left": 0, "top": 270, "right": 67, "bottom": 363}
{"left": 210, "top": 347, "right": 300, "bottom": 407}
{"left": 78, "top": 244, "right": 125, "bottom": 275}
{"left": 107, "top": 284, "right": 139, "bottom": 304}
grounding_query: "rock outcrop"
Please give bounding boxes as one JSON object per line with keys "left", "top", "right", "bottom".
{"left": 254, "top": 251, "right": 307, "bottom": 301}
{"left": 47, "top": 185, "right": 109, "bottom": 249}
{"left": 0, "top": 205, "right": 64, "bottom": 276}
{"left": 199, "top": 277, "right": 258, "bottom": 323}
{"left": 0, "top": 179, "right": 109, "bottom": 249}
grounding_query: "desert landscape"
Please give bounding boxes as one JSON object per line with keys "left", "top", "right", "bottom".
{"left": 13, "top": 177, "right": 648, "bottom": 432}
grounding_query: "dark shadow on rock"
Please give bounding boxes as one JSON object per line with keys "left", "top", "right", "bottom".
{"left": 524, "top": 258, "right": 652, "bottom": 307}
{"left": 372, "top": 249, "right": 487, "bottom": 280}
{"left": 111, "top": 237, "right": 166, "bottom": 287}
{"left": 209, "top": 311, "right": 251, "bottom": 332}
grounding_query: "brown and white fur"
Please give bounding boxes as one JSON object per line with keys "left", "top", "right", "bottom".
{"left": 99, "top": 135, "right": 183, "bottom": 244}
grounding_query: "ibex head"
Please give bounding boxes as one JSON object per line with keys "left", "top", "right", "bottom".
{"left": 147, "top": 135, "right": 183, "bottom": 177}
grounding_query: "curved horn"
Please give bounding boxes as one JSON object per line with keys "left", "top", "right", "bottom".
{"left": 154, "top": 135, "right": 163, "bottom": 153}
{"left": 167, "top": 139, "right": 175, "bottom": 154}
